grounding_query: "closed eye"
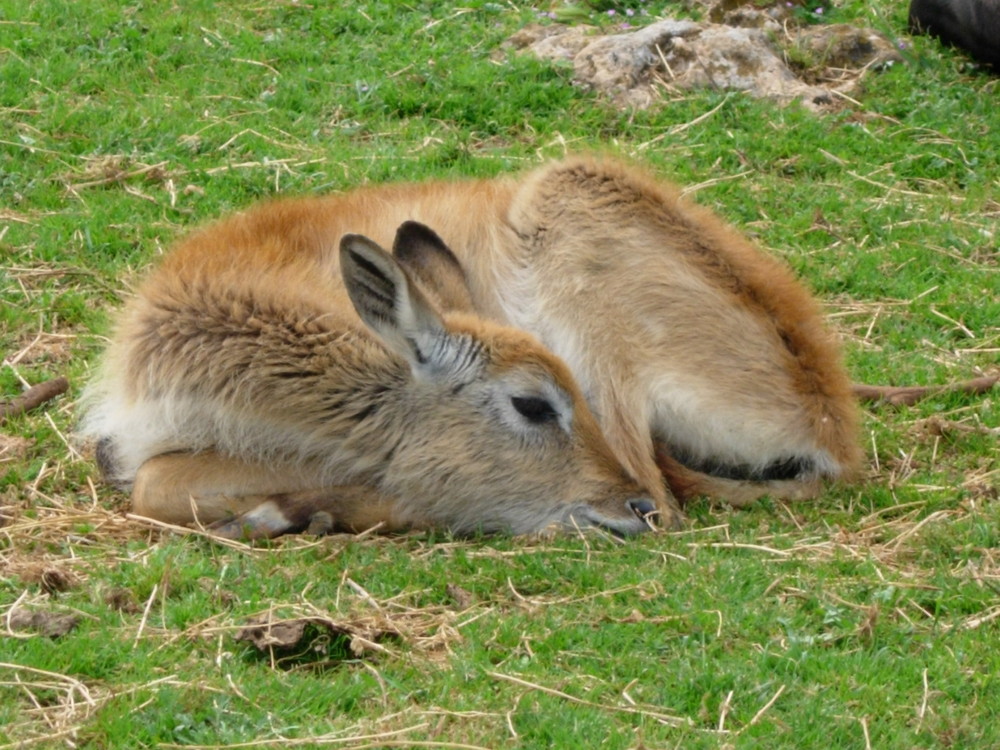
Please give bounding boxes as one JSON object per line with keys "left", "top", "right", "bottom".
{"left": 510, "top": 395, "right": 559, "bottom": 425}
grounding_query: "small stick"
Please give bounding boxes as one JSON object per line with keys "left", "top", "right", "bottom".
{"left": 0, "top": 377, "right": 69, "bottom": 423}
{"left": 133, "top": 583, "right": 158, "bottom": 649}
{"left": 916, "top": 668, "right": 929, "bottom": 731}
{"left": 853, "top": 375, "right": 998, "bottom": 407}
{"left": 71, "top": 160, "right": 168, "bottom": 190}
{"left": 488, "top": 670, "right": 687, "bottom": 727}
{"left": 743, "top": 684, "right": 785, "bottom": 730}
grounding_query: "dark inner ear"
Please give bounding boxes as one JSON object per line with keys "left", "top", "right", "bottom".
{"left": 393, "top": 221, "right": 462, "bottom": 272}
{"left": 392, "top": 221, "right": 476, "bottom": 314}
{"left": 340, "top": 232, "right": 450, "bottom": 373}
{"left": 342, "top": 241, "right": 399, "bottom": 328}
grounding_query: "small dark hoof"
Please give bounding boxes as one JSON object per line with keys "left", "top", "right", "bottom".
{"left": 306, "top": 511, "right": 334, "bottom": 536}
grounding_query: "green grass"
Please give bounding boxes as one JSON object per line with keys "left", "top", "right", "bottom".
{"left": 2, "top": 0, "right": 998, "bottom": 747}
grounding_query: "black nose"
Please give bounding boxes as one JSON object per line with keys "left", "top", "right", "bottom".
{"left": 628, "top": 498, "right": 658, "bottom": 520}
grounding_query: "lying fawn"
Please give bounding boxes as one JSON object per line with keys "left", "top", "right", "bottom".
{"left": 81, "top": 221, "right": 659, "bottom": 538}
{"left": 83, "top": 155, "right": 861, "bottom": 533}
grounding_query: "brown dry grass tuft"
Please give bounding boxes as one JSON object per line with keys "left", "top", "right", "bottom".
{"left": 0, "top": 661, "right": 124, "bottom": 749}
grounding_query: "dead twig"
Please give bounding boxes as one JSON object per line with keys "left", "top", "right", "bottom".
{"left": 741, "top": 684, "right": 786, "bottom": 731}
{"left": 487, "top": 671, "right": 689, "bottom": 727}
{"left": 853, "top": 375, "right": 998, "bottom": 407}
{"left": 0, "top": 377, "right": 69, "bottom": 424}
{"left": 70, "top": 160, "right": 169, "bottom": 190}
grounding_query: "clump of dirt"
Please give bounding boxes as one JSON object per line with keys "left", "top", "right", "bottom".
{"left": 505, "top": 1, "right": 902, "bottom": 111}
{"left": 6, "top": 607, "right": 80, "bottom": 638}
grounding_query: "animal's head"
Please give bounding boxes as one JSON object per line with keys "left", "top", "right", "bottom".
{"left": 339, "top": 223, "right": 658, "bottom": 536}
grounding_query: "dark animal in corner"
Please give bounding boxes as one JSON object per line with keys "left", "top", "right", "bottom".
{"left": 909, "top": 0, "right": 1000, "bottom": 68}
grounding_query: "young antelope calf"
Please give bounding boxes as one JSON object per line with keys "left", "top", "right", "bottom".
{"left": 80, "top": 221, "right": 658, "bottom": 538}
{"left": 83, "top": 155, "right": 861, "bottom": 533}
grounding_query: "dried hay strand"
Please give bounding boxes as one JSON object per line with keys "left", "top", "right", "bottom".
{"left": 158, "top": 726, "right": 494, "bottom": 750}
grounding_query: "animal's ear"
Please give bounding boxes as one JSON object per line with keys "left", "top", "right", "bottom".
{"left": 392, "top": 221, "right": 476, "bottom": 314}
{"left": 340, "top": 233, "right": 480, "bottom": 381}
